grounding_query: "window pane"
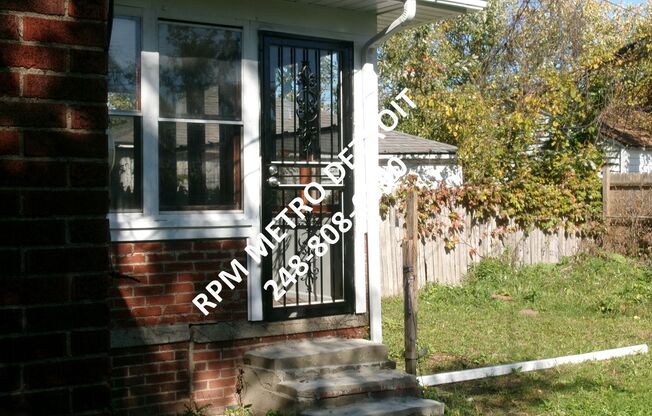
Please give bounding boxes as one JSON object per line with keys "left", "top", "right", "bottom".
{"left": 108, "top": 17, "right": 140, "bottom": 111}
{"left": 159, "top": 22, "right": 242, "bottom": 120}
{"left": 109, "top": 116, "right": 142, "bottom": 211}
{"left": 159, "top": 122, "right": 241, "bottom": 210}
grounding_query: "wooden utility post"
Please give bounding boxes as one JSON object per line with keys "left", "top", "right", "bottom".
{"left": 602, "top": 166, "right": 611, "bottom": 218}
{"left": 403, "top": 190, "right": 418, "bottom": 375}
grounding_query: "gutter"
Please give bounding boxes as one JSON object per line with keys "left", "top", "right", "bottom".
{"left": 362, "top": 0, "right": 417, "bottom": 344}
{"left": 363, "top": 0, "right": 417, "bottom": 57}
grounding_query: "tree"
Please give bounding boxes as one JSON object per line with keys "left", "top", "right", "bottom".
{"left": 378, "top": 0, "right": 651, "bottom": 231}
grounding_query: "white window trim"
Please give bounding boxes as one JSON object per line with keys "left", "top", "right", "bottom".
{"left": 109, "top": 7, "right": 257, "bottom": 243}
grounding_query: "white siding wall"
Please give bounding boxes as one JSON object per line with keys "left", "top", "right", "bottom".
{"left": 626, "top": 148, "right": 652, "bottom": 173}
{"left": 605, "top": 141, "right": 652, "bottom": 174}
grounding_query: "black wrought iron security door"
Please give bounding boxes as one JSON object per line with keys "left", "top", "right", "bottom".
{"left": 260, "top": 33, "right": 354, "bottom": 321}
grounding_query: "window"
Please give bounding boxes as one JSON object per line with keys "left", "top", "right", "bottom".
{"left": 108, "top": 16, "right": 142, "bottom": 212}
{"left": 157, "top": 22, "right": 242, "bottom": 210}
{"left": 108, "top": 17, "right": 243, "bottom": 218}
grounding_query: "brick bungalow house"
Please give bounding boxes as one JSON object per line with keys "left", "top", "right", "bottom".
{"left": 0, "top": 0, "right": 485, "bottom": 415}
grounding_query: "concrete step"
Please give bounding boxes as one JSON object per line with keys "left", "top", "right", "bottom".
{"left": 283, "top": 360, "right": 396, "bottom": 380}
{"left": 300, "top": 398, "right": 445, "bottom": 416}
{"left": 277, "top": 368, "right": 418, "bottom": 402}
{"left": 244, "top": 360, "right": 397, "bottom": 389}
{"left": 244, "top": 337, "right": 389, "bottom": 371}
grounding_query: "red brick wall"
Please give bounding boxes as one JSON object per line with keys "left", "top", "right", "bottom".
{"left": 110, "top": 239, "right": 248, "bottom": 328}
{"left": 111, "top": 342, "right": 191, "bottom": 416}
{"left": 110, "top": 239, "right": 368, "bottom": 415}
{"left": 0, "top": 1, "right": 111, "bottom": 415}
{"left": 111, "top": 329, "right": 367, "bottom": 416}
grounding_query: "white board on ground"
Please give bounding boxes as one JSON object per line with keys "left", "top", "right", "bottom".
{"left": 419, "top": 344, "right": 649, "bottom": 386}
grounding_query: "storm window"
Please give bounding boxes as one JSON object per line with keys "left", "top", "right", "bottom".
{"left": 108, "top": 16, "right": 142, "bottom": 212}
{"left": 157, "top": 22, "right": 242, "bottom": 210}
{"left": 107, "top": 18, "right": 242, "bottom": 215}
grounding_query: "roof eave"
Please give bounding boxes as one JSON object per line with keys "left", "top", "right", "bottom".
{"left": 421, "top": 0, "right": 488, "bottom": 11}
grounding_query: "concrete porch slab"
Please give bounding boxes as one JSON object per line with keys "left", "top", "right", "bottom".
{"left": 244, "top": 337, "right": 388, "bottom": 370}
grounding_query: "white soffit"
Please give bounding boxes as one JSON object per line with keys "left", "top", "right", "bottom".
{"left": 284, "top": 0, "right": 487, "bottom": 30}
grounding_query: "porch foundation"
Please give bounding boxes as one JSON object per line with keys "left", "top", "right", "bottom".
{"left": 110, "top": 239, "right": 368, "bottom": 415}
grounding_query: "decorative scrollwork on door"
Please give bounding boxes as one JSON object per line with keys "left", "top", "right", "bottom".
{"left": 298, "top": 212, "right": 321, "bottom": 294}
{"left": 296, "top": 61, "right": 320, "bottom": 158}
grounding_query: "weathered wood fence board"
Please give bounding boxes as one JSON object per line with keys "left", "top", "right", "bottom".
{"left": 380, "top": 207, "right": 584, "bottom": 297}
{"left": 602, "top": 171, "right": 652, "bottom": 254}
{"left": 603, "top": 171, "right": 652, "bottom": 219}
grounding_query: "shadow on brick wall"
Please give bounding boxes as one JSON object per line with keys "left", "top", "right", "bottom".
{"left": 108, "top": 239, "right": 247, "bottom": 415}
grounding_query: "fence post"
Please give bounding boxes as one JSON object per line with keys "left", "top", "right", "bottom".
{"left": 403, "top": 189, "right": 418, "bottom": 375}
{"left": 603, "top": 165, "right": 611, "bottom": 218}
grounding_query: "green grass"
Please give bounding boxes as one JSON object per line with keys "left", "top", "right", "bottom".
{"left": 382, "top": 253, "right": 652, "bottom": 415}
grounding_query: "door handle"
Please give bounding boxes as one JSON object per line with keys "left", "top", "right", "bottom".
{"left": 267, "top": 165, "right": 280, "bottom": 187}
{"left": 267, "top": 176, "right": 280, "bottom": 187}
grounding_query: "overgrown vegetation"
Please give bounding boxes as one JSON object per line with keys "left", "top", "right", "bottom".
{"left": 382, "top": 254, "right": 652, "bottom": 415}
{"left": 379, "top": 0, "right": 652, "bottom": 235}
{"left": 177, "top": 401, "right": 211, "bottom": 416}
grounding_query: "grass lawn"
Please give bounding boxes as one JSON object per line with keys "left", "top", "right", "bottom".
{"left": 382, "top": 253, "right": 652, "bottom": 415}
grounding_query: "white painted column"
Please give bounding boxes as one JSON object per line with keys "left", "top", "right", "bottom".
{"left": 362, "top": 54, "right": 383, "bottom": 343}
{"left": 243, "top": 22, "right": 263, "bottom": 321}
{"left": 353, "top": 50, "right": 369, "bottom": 317}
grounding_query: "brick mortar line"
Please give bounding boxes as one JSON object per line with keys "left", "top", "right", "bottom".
{"left": 0, "top": 97, "right": 107, "bottom": 107}
{"left": 19, "top": 242, "right": 109, "bottom": 249}
{"left": 0, "top": 381, "right": 109, "bottom": 394}
{"left": 0, "top": 185, "right": 109, "bottom": 191}
{"left": 8, "top": 68, "right": 108, "bottom": 80}
{"left": 18, "top": 12, "right": 24, "bottom": 40}
{"left": 0, "top": 127, "right": 108, "bottom": 135}
{"left": 0, "top": 329, "right": 109, "bottom": 341}
{"left": 0, "top": 350, "right": 108, "bottom": 363}
{"left": 0, "top": 160, "right": 108, "bottom": 170}
{"left": 0, "top": 39, "right": 106, "bottom": 52}
{"left": 2, "top": 306, "right": 109, "bottom": 313}
{"left": 1, "top": 96, "right": 108, "bottom": 106}
{"left": 0, "top": 126, "right": 106, "bottom": 133}
{"left": 0, "top": 218, "right": 105, "bottom": 223}
{"left": 1, "top": 244, "right": 110, "bottom": 252}
{"left": 0, "top": 187, "right": 108, "bottom": 193}
{"left": 2, "top": 273, "right": 109, "bottom": 280}
{"left": 0, "top": 212, "right": 108, "bottom": 219}
{"left": 0, "top": 10, "right": 107, "bottom": 24}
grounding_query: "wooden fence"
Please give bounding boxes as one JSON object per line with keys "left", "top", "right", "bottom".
{"left": 603, "top": 171, "right": 652, "bottom": 220}
{"left": 602, "top": 171, "right": 652, "bottom": 254}
{"left": 379, "top": 207, "right": 585, "bottom": 297}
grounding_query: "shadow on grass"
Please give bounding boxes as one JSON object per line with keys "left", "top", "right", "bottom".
{"left": 428, "top": 371, "right": 631, "bottom": 415}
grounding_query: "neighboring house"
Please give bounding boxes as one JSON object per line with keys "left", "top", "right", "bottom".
{"left": 0, "top": 1, "right": 486, "bottom": 415}
{"left": 378, "top": 130, "right": 463, "bottom": 194}
{"left": 600, "top": 107, "right": 652, "bottom": 173}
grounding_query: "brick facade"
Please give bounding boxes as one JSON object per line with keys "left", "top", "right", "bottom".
{"left": 110, "top": 329, "right": 367, "bottom": 416}
{"left": 110, "top": 239, "right": 368, "bottom": 415}
{"left": 110, "top": 240, "right": 248, "bottom": 329}
{"left": 0, "top": 1, "right": 112, "bottom": 415}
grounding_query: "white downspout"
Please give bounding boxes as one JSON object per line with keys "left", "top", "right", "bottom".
{"left": 361, "top": 0, "right": 416, "bottom": 343}
{"left": 363, "top": 0, "right": 417, "bottom": 54}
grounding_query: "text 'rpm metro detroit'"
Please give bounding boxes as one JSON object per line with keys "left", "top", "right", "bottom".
{"left": 192, "top": 88, "right": 416, "bottom": 315}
